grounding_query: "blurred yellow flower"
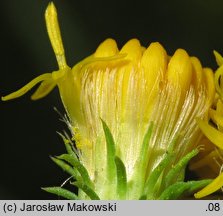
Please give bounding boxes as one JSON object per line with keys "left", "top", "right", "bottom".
{"left": 2, "top": 2, "right": 223, "bottom": 199}
{"left": 191, "top": 51, "right": 223, "bottom": 199}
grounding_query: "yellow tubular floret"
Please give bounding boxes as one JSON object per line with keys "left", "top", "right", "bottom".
{"left": 190, "top": 57, "right": 203, "bottom": 89}
{"left": 197, "top": 119, "right": 223, "bottom": 150}
{"left": 167, "top": 49, "right": 192, "bottom": 92}
{"left": 214, "top": 65, "right": 223, "bottom": 100}
{"left": 141, "top": 42, "right": 167, "bottom": 118}
{"left": 117, "top": 39, "right": 143, "bottom": 121}
{"left": 141, "top": 42, "right": 167, "bottom": 85}
{"left": 2, "top": 1, "right": 222, "bottom": 200}
{"left": 215, "top": 100, "right": 223, "bottom": 133}
{"left": 120, "top": 39, "right": 142, "bottom": 64}
{"left": 195, "top": 172, "right": 223, "bottom": 198}
{"left": 203, "top": 68, "right": 215, "bottom": 105}
{"left": 94, "top": 38, "right": 119, "bottom": 57}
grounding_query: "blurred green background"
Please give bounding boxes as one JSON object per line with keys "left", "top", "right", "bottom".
{"left": 1, "top": 0, "right": 223, "bottom": 199}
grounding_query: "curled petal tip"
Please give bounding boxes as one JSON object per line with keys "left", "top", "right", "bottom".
{"left": 2, "top": 73, "right": 53, "bottom": 101}
{"left": 213, "top": 50, "right": 223, "bottom": 67}
{"left": 197, "top": 119, "right": 223, "bottom": 150}
{"left": 194, "top": 172, "right": 223, "bottom": 199}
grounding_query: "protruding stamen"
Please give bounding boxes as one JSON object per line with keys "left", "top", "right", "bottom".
{"left": 45, "top": 2, "right": 67, "bottom": 69}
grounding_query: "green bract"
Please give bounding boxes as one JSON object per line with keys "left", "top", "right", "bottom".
{"left": 42, "top": 120, "right": 211, "bottom": 200}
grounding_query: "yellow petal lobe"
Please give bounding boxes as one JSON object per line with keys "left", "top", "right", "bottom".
{"left": 197, "top": 119, "right": 223, "bottom": 150}
{"left": 213, "top": 50, "right": 223, "bottom": 67}
{"left": 120, "top": 39, "right": 142, "bottom": 64}
{"left": 216, "top": 100, "right": 223, "bottom": 116}
{"left": 203, "top": 68, "right": 215, "bottom": 105}
{"left": 167, "top": 49, "right": 192, "bottom": 92}
{"left": 209, "top": 109, "right": 223, "bottom": 129}
{"left": 190, "top": 57, "right": 203, "bottom": 89}
{"left": 214, "top": 65, "right": 223, "bottom": 100}
{"left": 141, "top": 42, "right": 167, "bottom": 83}
{"left": 94, "top": 38, "right": 119, "bottom": 57}
{"left": 141, "top": 42, "right": 167, "bottom": 117}
{"left": 194, "top": 172, "right": 223, "bottom": 198}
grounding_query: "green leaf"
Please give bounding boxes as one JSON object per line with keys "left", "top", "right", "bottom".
{"left": 184, "top": 179, "right": 212, "bottom": 196}
{"left": 143, "top": 135, "right": 180, "bottom": 199}
{"left": 143, "top": 151, "right": 174, "bottom": 199}
{"left": 51, "top": 157, "right": 79, "bottom": 180}
{"left": 57, "top": 154, "right": 93, "bottom": 188}
{"left": 71, "top": 182, "right": 100, "bottom": 200}
{"left": 115, "top": 156, "right": 127, "bottom": 199}
{"left": 159, "top": 182, "right": 189, "bottom": 200}
{"left": 164, "top": 149, "right": 199, "bottom": 188}
{"left": 159, "top": 179, "right": 212, "bottom": 200}
{"left": 139, "top": 195, "right": 147, "bottom": 200}
{"left": 138, "top": 123, "right": 153, "bottom": 169}
{"left": 42, "top": 187, "right": 78, "bottom": 200}
{"left": 101, "top": 119, "right": 116, "bottom": 181}
{"left": 127, "top": 123, "right": 153, "bottom": 199}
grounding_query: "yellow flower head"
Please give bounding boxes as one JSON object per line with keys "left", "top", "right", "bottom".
{"left": 2, "top": 2, "right": 222, "bottom": 199}
{"left": 191, "top": 51, "right": 223, "bottom": 199}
